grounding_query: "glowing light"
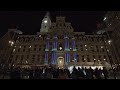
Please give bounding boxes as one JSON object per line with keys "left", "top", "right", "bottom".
{"left": 70, "top": 48, "right": 72, "bottom": 49}
{"left": 101, "top": 46, "right": 103, "bottom": 48}
{"left": 29, "top": 46, "right": 31, "bottom": 48}
{"left": 11, "top": 41, "right": 14, "bottom": 44}
{"left": 94, "top": 59, "right": 96, "bottom": 60}
{"left": 103, "top": 17, "right": 107, "bottom": 21}
{"left": 13, "top": 49, "right": 15, "bottom": 52}
{"left": 84, "top": 58, "right": 86, "bottom": 60}
{"left": 86, "top": 49, "right": 88, "bottom": 51}
{"left": 85, "top": 45, "right": 87, "bottom": 47}
{"left": 14, "top": 46, "right": 16, "bottom": 47}
{"left": 19, "top": 46, "right": 21, "bottom": 48}
{"left": 60, "top": 61, "right": 62, "bottom": 63}
{"left": 26, "top": 61, "right": 28, "bottom": 64}
{"left": 108, "top": 40, "right": 111, "bottom": 44}
{"left": 107, "top": 49, "right": 109, "bottom": 52}
{"left": 9, "top": 41, "right": 11, "bottom": 43}
{"left": 59, "top": 47, "right": 62, "bottom": 50}
{"left": 39, "top": 35, "right": 41, "bottom": 37}
{"left": 104, "top": 59, "right": 106, "bottom": 61}
{"left": 44, "top": 20, "right": 47, "bottom": 23}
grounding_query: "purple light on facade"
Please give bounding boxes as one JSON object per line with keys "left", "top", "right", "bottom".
{"left": 64, "top": 53, "right": 67, "bottom": 64}
{"left": 74, "top": 53, "right": 77, "bottom": 62}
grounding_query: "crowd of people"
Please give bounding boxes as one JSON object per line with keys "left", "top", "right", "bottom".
{"left": 1, "top": 65, "right": 120, "bottom": 79}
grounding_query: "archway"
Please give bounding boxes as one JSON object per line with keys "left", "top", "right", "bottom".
{"left": 57, "top": 56, "right": 64, "bottom": 69}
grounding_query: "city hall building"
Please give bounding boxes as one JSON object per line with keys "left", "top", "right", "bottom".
{"left": 0, "top": 12, "right": 114, "bottom": 69}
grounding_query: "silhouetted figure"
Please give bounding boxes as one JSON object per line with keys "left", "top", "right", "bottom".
{"left": 58, "top": 69, "right": 68, "bottom": 79}
{"left": 103, "top": 67, "right": 109, "bottom": 79}
{"left": 94, "top": 68, "right": 101, "bottom": 79}
{"left": 89, "top": 67, "right": 94, "bottom": 79}
{"left": 77, "top": 67, "right": 84, "bottom": 79}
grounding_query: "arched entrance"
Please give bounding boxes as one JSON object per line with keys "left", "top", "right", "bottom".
{"left": 57, "top": 56, "right": 64, "bottom": 69}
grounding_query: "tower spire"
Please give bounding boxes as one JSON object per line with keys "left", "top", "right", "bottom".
{"left": 40, "top": 12, "right": 51, "bottom": 32}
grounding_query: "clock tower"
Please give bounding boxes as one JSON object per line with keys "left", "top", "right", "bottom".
{"left": 40, "top": 12, "right": 51, "bottom": 32}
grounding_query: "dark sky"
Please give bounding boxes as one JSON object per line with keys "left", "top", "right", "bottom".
{"left": 0, "top": 11, "right": 106, "bottom": 37}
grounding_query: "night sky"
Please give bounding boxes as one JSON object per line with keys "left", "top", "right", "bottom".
{"left": 0, "top": 11, "right": 106, "bottom": 37}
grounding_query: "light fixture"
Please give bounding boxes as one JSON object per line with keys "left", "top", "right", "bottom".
{"left": 13, "top": 49, "right": 15, "bottom": 52}
{"left": 101, "top": 46, "right": 103, "bottom": 48}
{"left": 9, "top": 41, "right": 11, "bottom": 43}
{"left": 39, "top": 35, "right": 41, "bottom": 37}
{"left": 26, "top": 61, "right": 28, "bottom": 64}
{"left": 19, "top": 46, "right": 21, "bottom": 48}
{"left": 59, "top": 47, "right": 62, "bottom": 50}
{"left": 86, "top": 49, "right": 88, "bottom": 51}
{"left": 44, "top": 20, "right": 47, "bottom": 23}
{"left": 108, "top": 40, "right": 111, "bottom": 44}
{"left": 94, "top": 59, "right": 96, "bottom": 60}
{"left": 29, "top": 46, "right": 31, "bottom": 48}
{"left": 103, "top": 17, "right": 107, "bottom": 21}
{"left": 104, "top": 59, "right": 106, "bottom": 61}
{"left": 85, "top": 45, "right": 87, "bottom": 47}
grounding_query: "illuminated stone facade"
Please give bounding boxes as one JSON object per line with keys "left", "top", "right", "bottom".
{"left": 104, "top": 11, "right": 120, "bottom": 65}
{"left": 0, "top": 13, "right": 114, "bottom": 68}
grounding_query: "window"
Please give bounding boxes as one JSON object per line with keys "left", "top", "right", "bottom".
{"left": 81, "top": 48, "right": 83, "bottom": 51}
{"left": 27, "top": 55, "right": 29, "bottom": 59}
{"left": 98, "top": 55, "right": 101, "bottom": 58}
{"left": 23, "top": 49, "right": 25, "bottom": 52}
{"left": 104, "top": 55, "right": 106, "bottom": 58}
{"left": 28, "top": 48, "right": 30, "bottom": 52}
{"left": 39, "top": 48, "right": 41, "bottom": 51}
{"left": 77, "top": 55, "right": 79, "bottom": 62}
{"left": 15, "top": 55, "right": 18, "bottom": 61}
{"left": 80, "top": 45, "right": 82, "bottom": 47}
{"left": 87, "top": 58, "right": 90, "bottom": 62}
{"left": 97, "top": 49, "right": 99, "bottom": 52}
{"left": 21, "top": 55, "right": 24, "bottom": 61}
{"left": 18, "top": 48, "right": 20, "bottom": 52}
{"left": 82, "top": 58, "right": 84, "bottom": 62}
{"left": 34, "top": 48, "right": 36, "bottom": 51}
{"left": 93, "top": 55, "right": 95, "bottom": 58}
{"left": 24, "top": 46, "right": 26, "bottom": 48}
{"left": 33, "top": 55, "right": 35, "bottom": 57}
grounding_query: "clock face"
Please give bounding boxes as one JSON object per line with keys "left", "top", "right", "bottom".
{"left": 44, "top": 20, "right": 47, "bottom": 23}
